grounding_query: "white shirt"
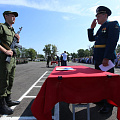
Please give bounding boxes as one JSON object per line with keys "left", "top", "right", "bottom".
{"left": 61, "top": 53, "right": 67, "bottom": 61}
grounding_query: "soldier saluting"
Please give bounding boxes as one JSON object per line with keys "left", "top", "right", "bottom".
{"left": 0, "top": 11, "right": 20, "bottom": 115}
{"left": 88, "top": 6, "right": 120, "bottom": 114}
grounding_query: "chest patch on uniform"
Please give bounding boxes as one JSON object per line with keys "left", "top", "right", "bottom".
{"left": 102, "top": 27, "right": 106, "bottom": 33}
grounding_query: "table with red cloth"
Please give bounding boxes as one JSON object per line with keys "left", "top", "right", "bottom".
{"left": 31, "top": 65, "right": 120, "bottom": 120}
{"left": 51, "top": 61, "right": 58, "bottom": 65}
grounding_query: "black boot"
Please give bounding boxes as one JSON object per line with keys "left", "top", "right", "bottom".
{"left": 5, "top": 94, "right": 20, "bottom": 107}
{"left": 0, "top": 97, "right": 13, "bottom": 115}
{"left": 98, "top": 104, "right": 113, "bottom": 114}
{"left": 98, "top": 100, "right": 113, "bottom": 114}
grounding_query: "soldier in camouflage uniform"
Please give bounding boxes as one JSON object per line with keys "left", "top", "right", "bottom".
{"left": 0, "top": 11, "right": 20, "bottom": 115}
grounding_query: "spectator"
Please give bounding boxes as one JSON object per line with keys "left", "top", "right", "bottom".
{"left": 61, "top": 51, "right": 68, "bottom": 66}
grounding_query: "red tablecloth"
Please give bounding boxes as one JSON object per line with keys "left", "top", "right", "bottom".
{"left": 51, "top": 61, "right": 58, "bottom": 65}
{"left": 31, "top": 65, "right": 120, "bottom": 120}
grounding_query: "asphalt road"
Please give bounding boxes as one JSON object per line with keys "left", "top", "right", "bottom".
{"left": 0, "top": 61, "right": 120, "bottom": 120}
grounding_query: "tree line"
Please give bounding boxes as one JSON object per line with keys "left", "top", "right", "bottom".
{"left": 16, "top": 44, "right": 120, "bottom": 61}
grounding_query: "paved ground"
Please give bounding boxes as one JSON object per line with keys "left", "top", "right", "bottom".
{"left": 0, "top": 61, "right": 120, "bottom": 120}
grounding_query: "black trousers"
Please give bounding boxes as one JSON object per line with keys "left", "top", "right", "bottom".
{"left": 94, "top": 60, "right": 114, "bottom": 108}
{"left": 62, "top": 60, "right": 67, "bottom": 66}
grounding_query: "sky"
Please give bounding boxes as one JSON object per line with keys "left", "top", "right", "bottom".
{"left": 0, "top": 0, "right": 120, "bottom": 56}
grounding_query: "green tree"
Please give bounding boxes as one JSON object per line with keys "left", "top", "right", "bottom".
{"left": 77, "top": 49, "right": 85, "bottom": 58}
{"left": 43, "top": 44, "right": 58, "bottom": 59}
{"left": 43, "top": 44, "right": 51, "bottom": 57}
{"left": 71, "top": 53, "right": 77, "bottom": 59}
{"left": 20, "top": 47, "right": 29, "bottom": 58}
{"left": 84, "top": 49, "right": 90, "bottom": 57}
{"left": 28, "top": 48, "right": 37, "bottom": 60}
{"left": 89, "top": 45, "right": 94, "bottom": 56}
{"left": 67, "top": 52, "right": 70, "bottom": 61}
{"left": 37, "top": 54, "right": 44, "bottom": 58}
{"left": 16, "top": 48, "right": 21, "bottom": 57}
{"left": 51, "top": 45, "right": 58, "bottom": 56}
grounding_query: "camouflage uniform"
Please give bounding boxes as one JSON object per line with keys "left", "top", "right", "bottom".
{"left": 0, "top": 22, "right": 16, "bottom": 98}
{"left": 0, "top": 11, "right": 20, "bottom": 115}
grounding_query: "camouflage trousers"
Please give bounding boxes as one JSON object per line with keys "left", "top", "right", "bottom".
{"left": 0, "top": 53, "right": 16, "bottom": 98}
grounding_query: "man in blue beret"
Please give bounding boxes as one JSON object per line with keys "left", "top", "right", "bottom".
{"left": 88, "top": 6, "right": 120, "bottom": 113}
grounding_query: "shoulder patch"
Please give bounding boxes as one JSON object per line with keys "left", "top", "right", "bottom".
{"left": 108, "top": 21, "right": 119, "bottom": 29}
{"left": 0, "top": 23, "right": 4, "bottom": 25}
{"left": 114, "top": 22, "right": 120, "bottom": 29}
{"left": 115, "top": 24, "right": 119, "bottom": 29}
{"left": 109, "top": 21, "right": 114, "bottom": 22}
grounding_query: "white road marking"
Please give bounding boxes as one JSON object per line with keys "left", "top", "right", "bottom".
{"left": 33, "top": 86, "right": 41, "bottom": 88}
{"left": 0, "top": 116, "right": 36, "bottom": 120}
{"left": 1, "top": 71, "right": 48, "bottom": 119}
{"left": 24, "top": 96, "right": 36, "bottom": 98}
{"left": 18, "top": 71, "right": 48, "bottom": 102}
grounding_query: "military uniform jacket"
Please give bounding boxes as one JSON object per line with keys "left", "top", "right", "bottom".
{"left": 88, "top": 21, "right": 120, "bottom": 62}
{"left": 0, "top": 22, "right": 15, "bottom": 50}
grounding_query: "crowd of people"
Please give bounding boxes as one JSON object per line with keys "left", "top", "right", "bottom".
{"left": 72, "top": 53, "right": 120, "bottom": 68}
{"left": 72, "top": 56, "right": 94, "bottom": 64}
{"left": 114, "top": 53, "right": 120, "bottom": 67}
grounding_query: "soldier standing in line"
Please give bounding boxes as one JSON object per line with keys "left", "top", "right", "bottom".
{"left": 0, "top": 11, "right": 20, "bottom": 115}
{"left": 88, "top": 6, "right": 120, "bottom": 114}
{"left": 56, "top": 55, "right": 60, "bottom": 66}
{"left": 46, "top": 55, "right": 51, "bottom": 67}
{"left": 60, "top": 54, "right": 63, "bottom": 66}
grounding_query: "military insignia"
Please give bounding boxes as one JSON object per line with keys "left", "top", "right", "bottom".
{"left": 115, "top": 24, "right": 119, "bottom": 29}
{"left": 96, "top": 8, "right": 99, "bottom": 13}
{"left": 102, "top": 27, "right": 106, "bottom": 33}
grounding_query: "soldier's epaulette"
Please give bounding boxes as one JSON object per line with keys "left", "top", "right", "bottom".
{"left": 108, "top": 21, "right": 114, "bottom": 22}
{"left": 108, "top": 21, "right": 119, "bottom": 29}
{"left": 0, "top": 23, "right": 4, "bottom": 27}
{"left": 108, "top": 21, "right": 118, "bottom": 23}
{"left": 0, "top": 23, "right": 7, "bottom": 29}
{"left": 108, "top": 21, "right": 117, "bottom": 24}
{"left": 108, "top": 21, "right": 119, "bottom": 26}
